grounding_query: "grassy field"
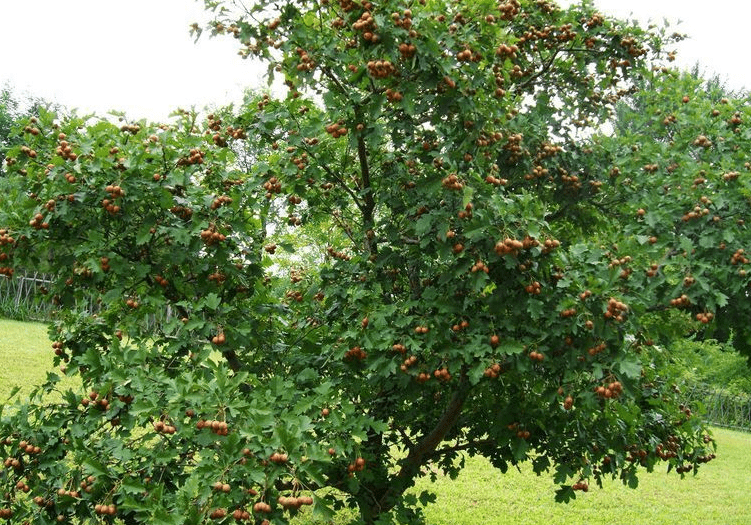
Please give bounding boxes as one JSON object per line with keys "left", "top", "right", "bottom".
{"left": 2, "top": 318, "right": 750, "bottom": 524}
{"left": 0, "top": 318, "right": 58, "bottom": 400}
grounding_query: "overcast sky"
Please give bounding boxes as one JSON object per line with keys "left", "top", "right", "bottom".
{"left": 0, "top": 0, "right": 748, "bottom": 121}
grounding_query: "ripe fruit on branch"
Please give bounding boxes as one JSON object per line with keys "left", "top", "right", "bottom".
{"left": 669, "top": 294, "right": 691, "bottom": 308}
{"left": 391, "top": 343, "right": 406, "bottom": 354}
{"left": 524, "top": 281, "right": 541, "bottom": 294}
{"left": 433, "top": 367, "right": 451, "bottom": 381}
{"left": 153, "top": 420, "right": 177, "bottom": 434}
{"left": 94, "top": 503, "right": 117, "bottom": 516}
{"left": 367, "top": 59, "right": 396, "bottom": 79}
{"left": 529, "top": 350, "right": 544, "bottom": 362}
{"left": 604, "top": 298, "right": 628, "bottom": 321}
{"left": 385, "top": 88, "right": 403, "bottom": 103}
{"left": 200, "top": 224, "right": 226, "bottom": 246}
{"left": 400, "top": 355, "right": 417, "bottom": 372}
{"left": 483, "top": 362, "right": 502, "bottom": 378}
{"left": 325, "top": 122, "right": 347, "bottom": 138}
{"left": 398, "top": 41, "right": 417, "bottom": 58}
{"left": 344, "top": 346, "right": 367, "bottom": 360}
{"left": 348, "top": 456, "right": 366, "bottom": 473}
{"left": 560, "top": 308, "right": 576, "bottom": 318}
{"left": 196, "top": 419, "right": 229, "bottom": 435}
{"left": 253, "top": 502, "right": 272, "bottom": 514}
{"left": 495, "top": 237, "right": 524, "bottom": 256}
{"left": 587, "top": 342, "right": 607, "bottom": 356}
{"left": 572, "top": 481, "right": 588, "bottom": 491}
{"left": 125, "top": 298, "right": 139, "bottom": 309}
{"left": 595, "top": 380, "right": 622, "bottom": 399}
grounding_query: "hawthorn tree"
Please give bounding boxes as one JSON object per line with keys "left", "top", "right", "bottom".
{"left": 0, "top": 0, "right": 749, "bottom": 524}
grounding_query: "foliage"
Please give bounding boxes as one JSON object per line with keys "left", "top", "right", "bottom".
{"left": 0, "top": 85, "right": 63, "bottom": 178}
{"left": 0, "top": 0, "right": 749, "bottom": 524}
{"left": 658, "top": 339, "right": 751, "bottom": 396}
{"left": 0, "top": 85, "right": 22, "bottom": 177}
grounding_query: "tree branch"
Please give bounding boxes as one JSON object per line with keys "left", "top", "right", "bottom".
{"left": 376, "top": 375, "right": 471, "bottom": 511}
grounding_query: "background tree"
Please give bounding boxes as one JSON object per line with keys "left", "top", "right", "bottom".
{"left": 0, "top": 1, "right": 747, "bottom": 524}
{"left": 0, "top": 86, "right": 22, "bottom": 177}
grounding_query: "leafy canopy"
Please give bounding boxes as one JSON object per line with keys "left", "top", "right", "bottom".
{"left": 0, "top": 0, "right": 749, "bottom": 524}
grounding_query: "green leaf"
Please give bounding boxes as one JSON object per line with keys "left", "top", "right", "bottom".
{"left": 203, "top": 293, "right": 221, "bottom": 311}
{"left": 617, "top": 358, "right": 641, "bottom": 379}
{"left": 81, "top": 458, "right": 109, "bottom": 478}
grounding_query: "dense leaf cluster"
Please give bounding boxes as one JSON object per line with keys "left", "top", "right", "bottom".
{"left": 0, "top": 0, "right": 748, "bottom": 523}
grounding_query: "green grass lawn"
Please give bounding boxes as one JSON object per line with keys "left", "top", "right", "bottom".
{"left": 412, "top": 426, "right": 751, "bottom": 525}
{"left": 2, "top": 318, "right": 750, "bottom": 524}
{"left": 0, "top": 318, "right": 58, "bottom": 400}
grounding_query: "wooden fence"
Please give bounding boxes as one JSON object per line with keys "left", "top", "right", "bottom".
{"left": 0, "top": 271, "right": 56, "bottom": 320}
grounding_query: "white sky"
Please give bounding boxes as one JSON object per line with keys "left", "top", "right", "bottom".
{"left": 0, "top": 0, "right": 748, "bottom": 121}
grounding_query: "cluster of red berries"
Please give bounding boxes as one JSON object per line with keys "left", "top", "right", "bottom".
{"left": 325, "top": 121, "right": 348, "bottom": 138}
{"left": 17, "top": 440, "right": 41, "bottom": 456}
{"left": 524, "top": 281, "right": 542, "bottom": 294}
{"left": 344, "top": 346, "right": 367, "bottom": 360}
{"left": 485, "top": 174, "right": 508, "bottom": 186}
{"left": 560, "top": 308, "right": 577, "bottom": 318}
{"left": 56, "top": 135, "right": 78, "bottom": 161}
{"left": 495, "top": 43, "right": 519, "bottom": 59}
{"left": 456, "top": 47, "right": 481, "bottom": 62}
{"left": 210, "top": 195, "right": 233, "bottom": 210}
{"left": 399, "top": 41, "right": 417, "bottom": 58}
{"left": 29, "top": 212, "right": 49, "bottom": 230}
{"left": 200, "top": 225, "right": 226, "bottom": 246}
{"left": 153, "top": 420, "right": 177, "bottom": 435}
{"left": 441, "top": 173, "right": 463, "bottom": 191}
{"left": 604, "top": 298, "right": 628, "bottom": 321}
{"left": 572, "top": 481, "right": 588, "bottom": 491}
{"left": 433, "top": 367, "right": 451, "bottom": 381}
{"left": 347, "top": 457, "right": 366, "bottom": 474}
{"left": 196, "top": 419, "right": 230, "bottom": 436}
{"left": 367, "top": 59, "right": 396, "bottom": 79}
{"left": 731, "top": 248, "right": 748, "bottom": 265}
{"left": 587, "top": 341, "right": 607, "bottom": 356}
{"left": 82, "top": 391, "right": 110, "bottom": 410}
{"left": 669, "top": 294, "right": 691, "bottom": 308}
{"left": 175, "top": 148, "right": 205, "bottom": 167}
{"left": 400, "top": 355, "right": 418, "bottom": 372}
{"left": 594, "top": 381, "right": 622, "bottom": 399}
{"left": 528, "top": 350, "right": 544, "bottom": 362}
{"left": 125, "top": 298, "right": 139, "bottom": 309}
{"left": 278, "top": 495, "right": 314, "bottom": 509}
{"left": 262, "top": 176, "right": 282, "bottom": 199}
{"left": 94, "top": 503, "right": 117, "bottom": 516}
{"left": 285, "top": 289, "right": 304, "bottom": 302}
{"left": 495, "top": 237, "right": 525, "bottom": 257}
{"left": 391, "top": 343, "right": 407, "bottom": 354}
{"left": 483, "top": 363, "right": 503, "bottom": 379}
{"left": 294, "top": 47, "right": 316, "bottom": 72}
